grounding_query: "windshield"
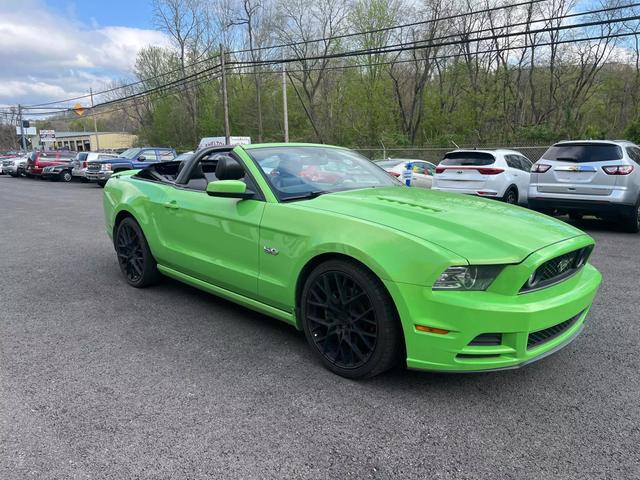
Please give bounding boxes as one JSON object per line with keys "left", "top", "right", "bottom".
{"left": 248, "top": 146, "right": 399, "bottom": 200}
{"left": 119, "top": 148, "right": 141, "bottom": 159}
{"left": 542, "top": 143, "right": 623, "bottom": 163}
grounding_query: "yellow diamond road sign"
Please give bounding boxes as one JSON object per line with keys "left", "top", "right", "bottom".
{"left": 73, "top": 103, "right": 85, "bottom": 116}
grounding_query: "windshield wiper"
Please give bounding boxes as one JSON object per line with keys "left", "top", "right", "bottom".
{"left": 281, "top": 190, "right": 328, "bottom": 202}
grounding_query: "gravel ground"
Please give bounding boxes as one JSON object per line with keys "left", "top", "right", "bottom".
{"left": 1, "top": 175, "right": 639, "bottom": 480}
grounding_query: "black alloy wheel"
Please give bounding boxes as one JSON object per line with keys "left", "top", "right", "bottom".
{"left": 301, "top": 260, "right": 401, "bottom": 378}
{"left": 114, "top": 217, "right": 160, "bottom": 287}
{"left": 60, "top": 170, "right": 72, "bottom": 182}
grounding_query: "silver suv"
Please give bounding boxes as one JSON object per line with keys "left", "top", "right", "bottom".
{"left": 529, "top": 140, "right": 640, "bottom": 232}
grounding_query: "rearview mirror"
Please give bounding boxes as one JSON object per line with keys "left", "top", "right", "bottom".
{"left": 206, "top": 180, "right": 254, "bottom": 199}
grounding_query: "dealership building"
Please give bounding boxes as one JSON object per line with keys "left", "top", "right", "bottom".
{"left": 35, "top": 131, "right": 137, "bottom": 151}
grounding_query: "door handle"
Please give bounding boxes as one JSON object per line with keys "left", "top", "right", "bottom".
{"left": 163, "top": 201, "right": 179, "bottom": 210}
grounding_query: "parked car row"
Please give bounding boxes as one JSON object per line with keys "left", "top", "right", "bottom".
{"left": 379, "top": 140, "right": 640, "bottom": 232}
{"left": 4, "top": 147, "right": 179, "bottom": 186}
{"left": 4, "top": 140, "right": 639, "bottom": 232}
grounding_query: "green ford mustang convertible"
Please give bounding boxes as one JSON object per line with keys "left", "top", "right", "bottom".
{"left": 103, "top": 143, "right": 602, "bottom": 378}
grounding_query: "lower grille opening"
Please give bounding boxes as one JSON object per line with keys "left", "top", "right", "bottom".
{"left": 469, "top": 333, "right": 502, "bottom": 346}
{"left": 457, "top": 353, "right": 500, "bottom": 359}
{"left": 527, "top": 311, "right": 583, "bottom": 350}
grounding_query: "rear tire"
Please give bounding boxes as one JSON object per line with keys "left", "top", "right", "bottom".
{"left": 503, "top": 187, "right": 518, "bottom": 205}
{"left": 300, "top": 259, "right": 402, "bottom": 379}
{"left": 60, "top": 170, "right": 72, "bottom": 182}
{"left": 621, "top": 202, "right": 640, "bottom": 233}
{"left": 114, "top": 217, "right": 161, "bottom": 287}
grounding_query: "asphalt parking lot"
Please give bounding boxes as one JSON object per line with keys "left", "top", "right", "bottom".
{"left": 1, "top": 176, "right": 639, "bottom": 480}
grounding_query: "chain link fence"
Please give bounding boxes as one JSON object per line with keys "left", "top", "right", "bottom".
{"left": 354, "top": 144, "right": 550, "bottom": 164}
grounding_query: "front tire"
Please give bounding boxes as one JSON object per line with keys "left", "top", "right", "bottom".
{"left": 114, "top": 217, "right": 161, "bottom": 287}
{"left": 300, "top": 260, "right": 402, "bottom": 379}
{"left": 97, "top": 180, "right": 106, "bottom": 187}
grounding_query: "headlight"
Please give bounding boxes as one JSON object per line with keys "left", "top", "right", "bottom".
{"left": 102, "top": 163, "right": 112, "bottom": 171}
{"left": 433, "top": 265, "right": 504, "bottom": 291}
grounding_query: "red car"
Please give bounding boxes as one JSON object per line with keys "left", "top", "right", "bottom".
{"left": 26, "top": 151, "right": 76, "bottom": 177}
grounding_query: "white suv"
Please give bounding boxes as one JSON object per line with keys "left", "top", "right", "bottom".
{"left": 528, "top": 140, "right": 640, "bottom": 232}
{"left": 432, "top": 149, "right": 532, "bottom": 205}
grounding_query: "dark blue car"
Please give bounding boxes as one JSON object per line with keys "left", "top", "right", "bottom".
{"left": 85, "top": 147, "right": 177, "bottom": 186}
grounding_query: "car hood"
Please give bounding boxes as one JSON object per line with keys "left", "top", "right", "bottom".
{"left": 301, "top": 187, "right": 585, "bottom": 264}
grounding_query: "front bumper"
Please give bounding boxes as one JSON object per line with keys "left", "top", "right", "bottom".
{"left": 386, "top": 237, "right": 602, "bottom": 372}
{"left": 3, "top": 164, "right": 18, "bottom": 174}
{"left": 85, "top": 170, "right": 113, "bottom": 181}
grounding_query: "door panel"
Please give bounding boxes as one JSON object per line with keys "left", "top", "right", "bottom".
{"left": 153, "top": 187, "right": 265, "bottom": 298}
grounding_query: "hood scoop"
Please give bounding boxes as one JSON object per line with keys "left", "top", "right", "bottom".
{"left": 376, "top": 196, "right": 443, "bottom": 213}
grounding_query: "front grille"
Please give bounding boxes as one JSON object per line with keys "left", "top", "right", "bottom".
{"left": 87, "top": 162, "right": 101, "bottom": 171}
{"left": 469, "top": 333, "right": 502, "bottom": 346}
{"left": 2, "top": 161, "right": 11, "bottom": 167}
{"left": 527, "top": 311, "right": 583, "bottom": 349}
{"left": 520, "top": 246, "right": 593, "bottom": 293}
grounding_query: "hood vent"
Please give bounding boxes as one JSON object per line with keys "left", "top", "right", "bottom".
{"left": 376, "top": 196, "right": 443, "bottom": 213}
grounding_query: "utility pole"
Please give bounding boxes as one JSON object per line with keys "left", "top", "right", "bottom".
{"left": 18, "top": 104, "right": 26, "bottom": 152}
{"left": 282, "top": 61, "right": 289, "bottom": 143}
{"left": 220, "top": 43, "right": 230, "bottom": 145}
{"left": 90, "top": 88, "right": 100, "bottom": 152}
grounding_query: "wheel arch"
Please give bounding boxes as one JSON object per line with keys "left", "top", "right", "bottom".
{"left": 113, "top": 209, "right": 135, "bottom": 238}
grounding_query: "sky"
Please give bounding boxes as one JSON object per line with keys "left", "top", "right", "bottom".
{"left": 0, "top": 0, "right": 169, "bottom": 110}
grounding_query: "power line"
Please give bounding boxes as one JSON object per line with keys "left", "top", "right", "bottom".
{"left": 24, "top": 0, "right": 548, "bottom": 108}
{"left": 9, "top": 8, "right": 640, "bottom": 119}
{"left": 222, "top": 14, "right": 640, "bottom": 70}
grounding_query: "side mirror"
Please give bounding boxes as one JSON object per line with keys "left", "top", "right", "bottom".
{"left": 206, "top": 180, "right": 254, "bottom": 199}
{"left": 138, "top": 155, "right": 146, "bottom": 161}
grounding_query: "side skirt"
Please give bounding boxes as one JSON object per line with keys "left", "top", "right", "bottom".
{"left": 157, "top": 264, "right": 297, "bottom": 327}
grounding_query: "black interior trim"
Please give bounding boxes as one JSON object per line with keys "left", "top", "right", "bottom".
{"left": 174, "top": 146, "right": 265, "bottom": 201}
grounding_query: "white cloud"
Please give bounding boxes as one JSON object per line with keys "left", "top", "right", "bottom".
{"left": 0, "top": 0, "right": 170, "bottom": 108}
